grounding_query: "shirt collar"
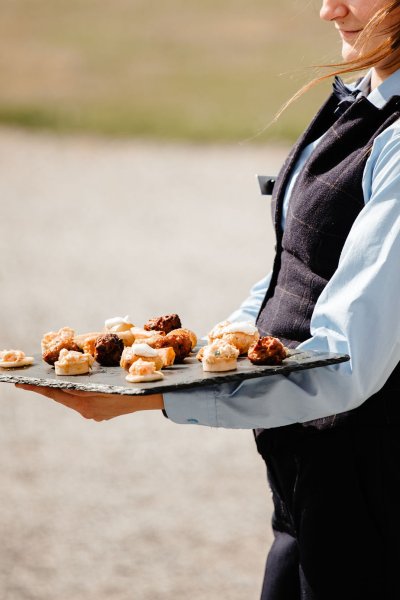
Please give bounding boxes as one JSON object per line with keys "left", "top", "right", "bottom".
{"left": 346, "top": 68, "right": 400, "bottom": 108}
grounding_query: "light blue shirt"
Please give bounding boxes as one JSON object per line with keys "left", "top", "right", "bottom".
{"left": 164, "top": 69, "right": 400, "bottom": 428}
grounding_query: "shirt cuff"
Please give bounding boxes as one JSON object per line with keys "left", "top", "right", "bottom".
{"left": 163, "top": 385, "right": 219, "bottom": 426}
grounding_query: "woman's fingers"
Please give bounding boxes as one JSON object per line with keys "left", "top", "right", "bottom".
{"left": 59, "top": 388, "right": 111, "bottom": 398}
{"left": 15, "top": 383, "right": 139, "bottom": 421}
{"left": 15, "top": 383, "right": 95, "bottom": 416}
{"left": 16, "top": 383, "right": 74, "bottom": 401}
{"left": 15, "top": 383, "right": 86, "bottom": 410}
{"left": 16, "top": 384, "right": 108, "bottom": 398}
{"left": 15, "top": 384, "right": 163, "bottom": 420}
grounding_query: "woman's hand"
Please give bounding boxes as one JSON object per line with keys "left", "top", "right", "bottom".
{"left": 15, "top": 384, "right": 164, "bottom": 421}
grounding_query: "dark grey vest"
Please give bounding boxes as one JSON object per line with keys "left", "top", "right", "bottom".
{"left": 255, "top": 91, "right": 400, "bottom": 434}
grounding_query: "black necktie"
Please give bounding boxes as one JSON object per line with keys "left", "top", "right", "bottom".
{"left": 332, "top": 76, "right": 360, "bottom": 116}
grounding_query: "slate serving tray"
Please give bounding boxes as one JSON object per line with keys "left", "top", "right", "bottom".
{"left": 0, "top": 350, "right": 350, "bottom": 396}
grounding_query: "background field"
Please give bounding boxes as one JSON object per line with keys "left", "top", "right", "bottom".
{"left": 0, "top": 0, "right": 340, "bottom": 141}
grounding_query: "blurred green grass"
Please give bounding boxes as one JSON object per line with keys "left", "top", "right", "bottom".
{"left": 0, "top": 0, "right": 341, "bottom": 142}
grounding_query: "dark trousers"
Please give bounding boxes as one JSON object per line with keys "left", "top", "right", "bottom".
{"left": 256, "top": 390, "right": 400, "bottom": 600}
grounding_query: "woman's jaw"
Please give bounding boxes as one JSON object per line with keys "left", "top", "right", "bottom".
{"left": 320, "top": 0, "right": 400, "bottom": 86}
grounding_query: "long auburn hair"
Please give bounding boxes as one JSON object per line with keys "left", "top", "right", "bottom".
{"left": 276, "top": 0, "right": 400, "bottom": 119}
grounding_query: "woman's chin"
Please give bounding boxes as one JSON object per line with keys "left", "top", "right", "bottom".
{"left": 341, "top": 42, "right": 361, "bottom": 63}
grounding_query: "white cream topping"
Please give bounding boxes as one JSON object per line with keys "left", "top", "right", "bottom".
{"left": 105, "top": 315, "right": 132, "bottom": 329}
{"left": 208, "top": 320, "right": 230, "bottom": 339}
{"left": 221, "top": 322, "right": 258, "bottom": 335}
{"left": 131, "top": 343, "right": 158, "bottom": 357}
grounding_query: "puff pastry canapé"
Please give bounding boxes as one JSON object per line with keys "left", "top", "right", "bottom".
{"left": 0, "top": 349, "right": 34, "bottom": 368}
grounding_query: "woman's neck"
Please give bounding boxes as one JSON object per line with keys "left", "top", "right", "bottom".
{"left": 371, "top": 64, "right": 399, "bottom": 90}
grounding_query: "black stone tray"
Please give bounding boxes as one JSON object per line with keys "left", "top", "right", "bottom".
{"left": 0, "top": 350, "right": 349, "bottom": 396}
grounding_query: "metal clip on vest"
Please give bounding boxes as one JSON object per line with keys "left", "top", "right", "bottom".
{"left": 257, "top": 175, "right": 276, "bottom": 196}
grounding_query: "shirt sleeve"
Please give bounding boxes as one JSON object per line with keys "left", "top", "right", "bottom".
{"left": 225, "top": 273, "right": 272, "bottom": 324}
{"left": 163, "top": 126, "right": 400, "bottom": 428}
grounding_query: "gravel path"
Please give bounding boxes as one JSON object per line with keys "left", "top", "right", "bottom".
{"left": 0, "top": 129, "right": 289, "bottom": 600}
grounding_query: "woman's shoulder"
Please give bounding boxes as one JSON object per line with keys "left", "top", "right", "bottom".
{"left": 363, "top": 118, "right": 400, "bottom": 200}
{"left": 369, "top": 117, "right": 400, "bottom": 160}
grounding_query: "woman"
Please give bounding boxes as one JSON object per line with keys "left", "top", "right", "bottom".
{"left": 18, "top": 1, "right": 400, "bottom": 598}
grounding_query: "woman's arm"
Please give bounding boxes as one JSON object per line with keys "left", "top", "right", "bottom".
{"left": 16, "top": 384, "right": 164, "bottom": 421}
{"left": 163, "top": 126, "right": 400, "bottom": 428}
